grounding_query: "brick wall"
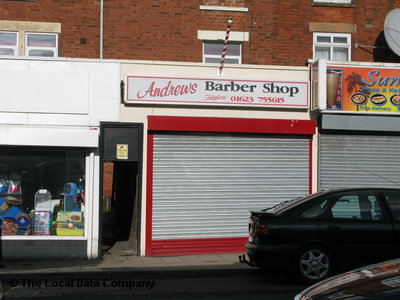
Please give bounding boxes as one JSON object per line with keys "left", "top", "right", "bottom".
{"left": 203, "top": 0, "right": 244, "bottom": 6}
{"left": 0, "top": 0, "right": 100, "bottom": 58}
{"left": 1, "top": 0, "right": 400, "bottom": 65}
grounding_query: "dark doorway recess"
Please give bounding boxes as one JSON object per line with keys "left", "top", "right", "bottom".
{"left": 102, "top": 162, "right": 138, "bottom": 247}
{"left": 100, "top": 123, "right": 143, "bottom": 256}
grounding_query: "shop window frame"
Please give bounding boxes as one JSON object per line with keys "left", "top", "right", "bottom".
{"left": 0, "top": 146, "right": 91, "bottom": 240}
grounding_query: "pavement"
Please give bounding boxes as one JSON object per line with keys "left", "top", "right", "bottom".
{"left": 0, "top": 242, "right": 251, "bottom": 278}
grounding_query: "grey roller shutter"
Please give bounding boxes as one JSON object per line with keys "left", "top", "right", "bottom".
{"left": 152, "top": 134, "right": 310, "bottom": 240}
{"left": 319, "top": 134, "right": 400, "bottom": 190}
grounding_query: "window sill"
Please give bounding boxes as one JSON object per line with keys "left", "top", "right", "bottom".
{"left": 311, "top": 2, "right": 355, "bottom": 8}
{"left": 1, "top": 235, "right": 87, "bottom": 240}
{"left": 199, "top": 5, "right": 249, "bottom": 12}
{"left": 198, "top": 30, "right": 249, "bottom": 42}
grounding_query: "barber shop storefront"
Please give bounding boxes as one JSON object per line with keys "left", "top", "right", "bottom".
{"left": 121, "top": 62, "right": 316, "bottom": 256}
{"left": 312, "top": 60, "right": 400, "bottom": 190}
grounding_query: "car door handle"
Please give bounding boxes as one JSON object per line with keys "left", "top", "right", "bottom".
{"left": 327, "top": 225, "right": 341, "bottom": 231}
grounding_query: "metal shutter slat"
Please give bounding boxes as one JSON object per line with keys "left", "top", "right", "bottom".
{"left": 320, "top": 134, "right": 400, "bottom": 189}
{"left": 152, "top": 134, "right": 310, "bottom": 240}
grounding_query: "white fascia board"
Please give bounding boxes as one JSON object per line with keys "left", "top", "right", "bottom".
{"left": 199, "top": 5, "right": 249, "bottom": 12}
{"left": 0, "top": 126, "right": 99, "bottom": 148}
{"left": 198, "top": 30, "right": 249, "bottom": 42}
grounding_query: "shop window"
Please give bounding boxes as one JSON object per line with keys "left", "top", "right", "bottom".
{"left": 313, "top": 32, "right": 351, "bottom": 61}
{"left": 0, "top": 31, "right": 18, "bottom": 56}
{"left": 0, "top": 148, "right": 86, "bottom": 236}
{"left": 203, "top": 41, "right": 241, "bottom": 64}
{"left": 25, "top": 33, "right": 58, "bottom": 57}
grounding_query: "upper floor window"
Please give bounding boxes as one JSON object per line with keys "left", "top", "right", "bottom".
{"left": 26, "top": 33, "right": 58, "bottom": 57}
{"left": 0, "top": 21, "right": 60, "bottom": 57}
{"left": 203, "top": 41, "right": 241, "bottom": 64}
{"left": 313, "top": 32, "right": 351, "bottom": 61}
{"left": 0, "top": 31, "right": 18, "bottom": 56}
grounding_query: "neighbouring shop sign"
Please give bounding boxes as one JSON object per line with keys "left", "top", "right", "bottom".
{"left": 317, "top": 61, "right": 400, "bottom": 114}
{"left": 125, "top": 76, "right": 309, "bottom": 108}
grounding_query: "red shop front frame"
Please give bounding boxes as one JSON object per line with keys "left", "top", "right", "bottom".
{"left": 146, "top": 116, "right": 316, "bottom": 256}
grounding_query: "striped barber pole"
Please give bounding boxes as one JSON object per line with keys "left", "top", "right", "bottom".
{"left": 219, "top": 19, "right": 233, "bottom": 75}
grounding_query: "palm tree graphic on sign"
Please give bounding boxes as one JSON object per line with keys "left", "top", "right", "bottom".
{"left": 345, "top": 72, "right": 371, "bottom": 110}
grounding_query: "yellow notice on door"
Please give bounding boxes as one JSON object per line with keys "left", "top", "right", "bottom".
{"left": 116, "top": 144, "right": 128, "bottom": 160}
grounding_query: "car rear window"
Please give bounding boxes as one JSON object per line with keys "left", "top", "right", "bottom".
{"left": 263, "top": 191, "right": 328, "bottom": 214}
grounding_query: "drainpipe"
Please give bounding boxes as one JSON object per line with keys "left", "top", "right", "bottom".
{"left": 100, "top": 0, "right": 104, "bottom": 59}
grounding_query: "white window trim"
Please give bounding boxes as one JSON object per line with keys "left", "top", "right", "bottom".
{"left": 0, "top": 21, "right": 61, "bottom": 56}
{"left": 25, "top": 32, "right": 58, "bottom": 57}
{"left": 0, "top": 31, "right": 18, "bottom": 56}
{"left": 202, "top": 41, "right": 242, "bottom": 64}
{"left": 198, "top": 30, "right": 249, "bottom": 42}
{"left": 199, "top": 30, "right": 247, "bottom": 65}
{"left": 313, "top": 0, "right": 351, "bottom": 4}
{"left": 313, "top": 32, "right": 351, "bottom": 61}
{"left": 1, "top": 235, "right": 87, "bottom": 241}
{"left": 199, "top": 5, "right": 249, "bottom": 12}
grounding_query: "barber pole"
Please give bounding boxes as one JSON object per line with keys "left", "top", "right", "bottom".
{"left": 219, "top": 17, "right": 234, "bottom": 75}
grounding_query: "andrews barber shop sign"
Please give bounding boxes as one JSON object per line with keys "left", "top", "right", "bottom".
{"left": 125, "top": 76, "right": 308, "bottom": 109}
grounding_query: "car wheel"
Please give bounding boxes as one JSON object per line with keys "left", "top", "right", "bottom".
{"left": 293, "top": 246, "right": 333, "bottom": 284}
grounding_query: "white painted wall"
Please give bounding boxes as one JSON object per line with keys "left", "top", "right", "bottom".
{"left": 0, "top": 57, "right": 120, "bottom": 147}
{"left": 0, "top": 57, "right": 120, "bottom": 126}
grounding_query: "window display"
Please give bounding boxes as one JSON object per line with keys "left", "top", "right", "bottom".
{"left": 0, "top": 148, "right": 86, "bottom": 237}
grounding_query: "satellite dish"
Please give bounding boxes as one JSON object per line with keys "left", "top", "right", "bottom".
{"left": 384, "top": 9, "right": 400, "bottom": 56}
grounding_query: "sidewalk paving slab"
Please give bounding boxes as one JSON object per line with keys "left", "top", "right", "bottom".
{"left": 0, "top": 252, "right": 252, "bottom": 279}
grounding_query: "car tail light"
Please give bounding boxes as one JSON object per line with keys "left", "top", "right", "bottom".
{"left": 250, "top": 221, "right": 269, "bottom": 236}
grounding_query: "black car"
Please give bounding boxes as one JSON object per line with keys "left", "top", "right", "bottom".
{"left": 295, "top": 259, "right": 400, "bottom": 300}
{"left": 240, "top": 188, "right": 400, "bottom": 284}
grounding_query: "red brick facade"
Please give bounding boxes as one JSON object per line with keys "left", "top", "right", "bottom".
{"left": 1, "top": 0, "right": 400, "bottom": 65}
